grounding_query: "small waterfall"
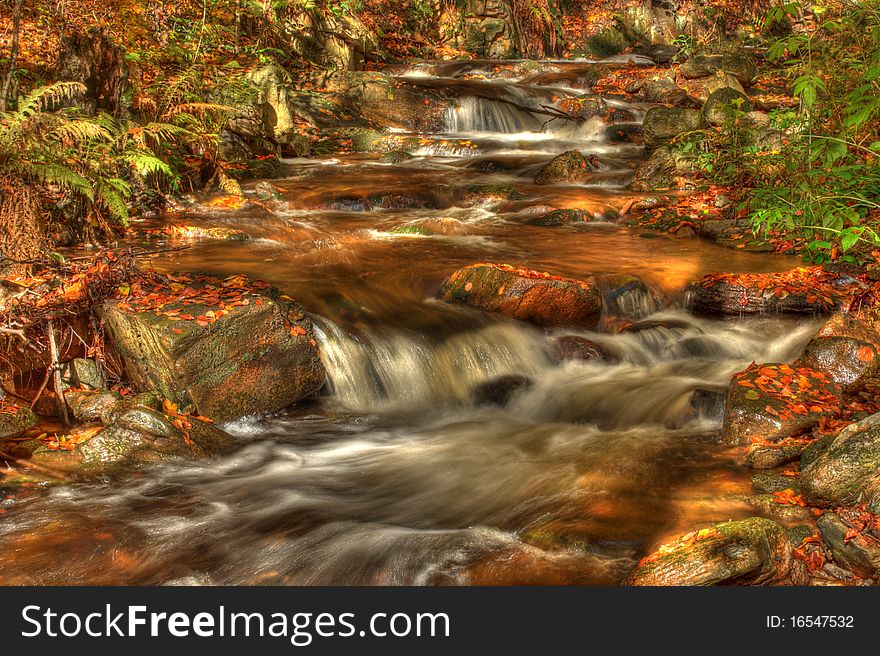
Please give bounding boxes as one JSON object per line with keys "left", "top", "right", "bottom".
{"left": 313, "top": 321, "right": 550, "bottom": 412}
{"left": 444, "top": 97, "right": 545, "bottom": 134}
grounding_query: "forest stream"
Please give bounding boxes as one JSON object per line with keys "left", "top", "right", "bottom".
{"left": 1, "top": 58, "right": 824, "bottom": 585}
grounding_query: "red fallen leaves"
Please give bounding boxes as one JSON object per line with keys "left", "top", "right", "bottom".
{"left": 772, "top": 489, "right": 808, "bottom": 506}
{"left": 112, "top": 272, "right": 271, "bottom": 329}
{"left": 698, "top": 267, "right": 842, "bottom": 308}
{"left": 793, "top": 534, "right": 827, "bottom": 573}
{"left": 162, "top": 399, "right": 213, "bottom": 446}
{"left": 836, "top": 504, "right": 880, "bottom": 546}
{"left": 734, "top": 363, "right": 841, "bottom": 422}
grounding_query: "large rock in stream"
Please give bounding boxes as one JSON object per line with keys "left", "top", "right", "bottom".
{"left": 101, "top": 275, "right": 326, "bottom": 422}
{"left": 438, "top": 264, "right": 602, "bottom": 329}
{"left": 626, "top": 518, "right": 794, "bottom": 586}
{"left": 533, "top": 150, "right": 599, "bottom": 185}
{"left": 721, "top": 363, "right": 842, "bottom": 445}
{"left": 688, "top": 271, "right": 838, "bottom": 316}
{"left": 817, "top": 512, "right": 880, "bottom": 578}
{"left": 801, "top": 412, "right": 880, "bottom": 510}
{"left": 794, "top": 314, "right": 880, "bottom": 392}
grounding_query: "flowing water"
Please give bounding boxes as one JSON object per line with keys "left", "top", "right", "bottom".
{"left": 0, "top": 60, "right": 813, "bottom": 585}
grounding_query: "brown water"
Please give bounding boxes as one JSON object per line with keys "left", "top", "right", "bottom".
{"left": 0, "top": 60, "right": 814, "bottom": 585}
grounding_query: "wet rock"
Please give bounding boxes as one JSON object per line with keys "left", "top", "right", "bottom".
{"left": 100, "top": 391, "right": 163, "bottom": 426}
{"left": 466, "top": 158, "right": 515, "bottom": 172}
{"left": 747, "top": 493, "right": 813, "bottom": 522}
{"left": 60, "top": 358, "right": 105, "bottom": 390}
{"left": 526, "top": 209, "right": 592, "bottom": 226}
{"left": 722, "top": 363, "right": 843, "bottom": 445}
{"left": 101, "top": 283, "right": 326, "bottom": 422}
{"left": 438, "top": 264, "right": 602, "bottom": 329}
{"left": 0, "top": 402, "right": 38, "bottom": 439}
{"left": 628, "top": 146, "right": 677, "bottom": 192}
{"left": 379, "top": 150, "right": 415, "bottom": 164}
{"left": 690, "top": 387, "right": 726, "bottom": 421}
{"left": 367, "top": 193, "right": 430, "bottom": 209}
{"left": 801, "top": 412, "right": 880, "bottom": 509}
{"left": 533, "top": 150, "right": 600, "bottom": 185}
{"left": 462, "top": 184, "right": 527, "bottom": 206}
{"left": 747, "top": 126, "right": 786, "bottom": 152}
{"left": 77, "top": 408, "right": 235, "bottom": 466}
{"left": 800, "top": 433, "right": 835, "bottom": 469}
{"left": 254, "top": 181, "right": 282, "bottom": 200}
{"left": 592, "top": 274, "right": 659, "bottom": 321}
{"left": 688, "top": 275, "right": 837, "bottom": 316}
{"left": 604, "top": 123, "right": 644, "bottom": 144}
{"left": 639, "top": 76, "right": 688, "bottom": 105}
{"left": 642, "top": 107, "right": 703, "bottom": 151}
{"left": 787, "top": 524, "right": 815, "bottom": 547}
{"left": 64, "top": 388, "right": 122, "bottom": 422}
{"left": 817, "top": 512, "right": 880, "bottom": 579}
{"left": 326, "top": 196, "right": 370, "bottom": 212}
{"left": 573, "top": 95, "right": 609, "bottom": 120}
{"left": 753, "top": 473, "right": 801, "bottom": 494}
{"left": 551, "top": 336, "right": 607, "bottom": 363}
{"left": 472, "top": 375, "right": 533, "bottom": 406}
{"left": 746, "top": 441, "right": 807, "bottom": 470}
{"left": 626, "top": 517, "right": 793, "bottom": 586}
{"left": 680, "top": 52, "right": 758, "bottom": 85}
{"left": 794, "top": 314, "right": 880, "bottom": 391}
{"left": 388, "top": 218, "right": 467, "bottom": 236}
{"left": 702, "top": 87, "right": 754, "bottom": 126}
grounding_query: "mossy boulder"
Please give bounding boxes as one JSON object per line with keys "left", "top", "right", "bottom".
{"left": 817, "top": 512, "right": 880, "bottom": 578}
{"left": 642, "top": 107, "right": 703, "bottom": 150}
{"left": 64, "top": 388, "right": 123, "bottom": 422}
{"left": 0, "top": 403, "right": 38, "bottom": 439}
{"left": 801, "top": 412, "right": 880, "bottom": 510}
{"left": 388, "top": 218, "right": 468, "bottom": 236}
{"left": 680, "top": 52, "right": 758, "bottom": 85}
{"left": 721, "top": 363, "right": 843, "bottom": 445}
{"left": 702, "top": 87, "right": 754, "bottom": 126}
{"left": 639, "top": 76, "right": 688, "bottom": 105}
{"left": 60, "top": 358, "right": 105, "bottom": 390}
{"left": 628, "top": 146, "right": 677, "bottom": 191}
{"left": 794, "top": 314, "right": 880, "bottom": 392}
{"left": 462, "top": 184, "right": 527, "bottom": 207}
{"left": 379, "top": 150, "right": 415, "bottom": 164}
{"left": 76, "top": 407, "right": 235, "bottom": 466}
{"left": 534, "top": 150, "right": 599, "bottom": 185}
{"left": 605, "top": 123, "right": 644, "bottom": 144}
{"left": 745, "top": 441, "right": 808, "bottom": 469}
{"left": 438, "top": 264, "right": 602, "bottom": 329}
{"left": 100, "top": 281, "right": 326, "bottom": 422}
{"left": 626, "top": 518, "right": 793, "bottom": 586}
{"left": 526, "top": 209, "right": 592, "bottom": 226}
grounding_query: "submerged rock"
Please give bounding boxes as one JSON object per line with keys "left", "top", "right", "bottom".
{"left": 472, "top": 375, "right": 533, "bottom": 406}
{"left": 794, "top": 314, "right": 880, "bottom": 391}
{"left": 627, "top": 518, "right": 793, "bottom": 586}
{"left": 745, "top": 441, "right": 808, "bottom": 470}
{"left": 533, "top": 150, "right": 599, "bottom": 185}
{"left": 817, "top": 512, "right": 880, "bottom": 579}
{"left": 801, "top": 412, "right": 880, "bottom": 510}
{"left": 462, "top": 184, "right": 527, "bottom": 206}
{"left": 551, "top": 336, "right": 608, "bottom": 363}
{"left": 526, "top": 209, "right": 592, "bottom": 226}
{"left": 379, "top": 150, "right": 415, "bottom": 164}
{"left": 438, "top": 264, "right": 602, "bottom": 329}
{"left": 721, "top": 363, "right": 842, "bottom": 445}
{"left": 642, "top": 107, "right": 703, "bottom": 150}
{"left": 101, "top": 278, "right": 326, "bottom": 422}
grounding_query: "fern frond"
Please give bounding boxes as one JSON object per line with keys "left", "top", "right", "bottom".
{"left": 46, "top": 120, "right": 113, "bottom": 145}
{"left": 95, "top": 183, "right": 130, "bottom": 226}
{"left": 125, "top": 151, "right": 175, "bottom": 179}
{"left": 24, "top": 162, "right": 94, "bottom": 199}
{"left": 17, "top": 82, "right": 87, "bottom": 118}
{"left": 163, "top": 103, "right": 232, "bottom": 119}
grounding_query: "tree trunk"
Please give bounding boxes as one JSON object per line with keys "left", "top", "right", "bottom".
{"left": 1, "top": 0, "right": 25, "bottom": 112}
